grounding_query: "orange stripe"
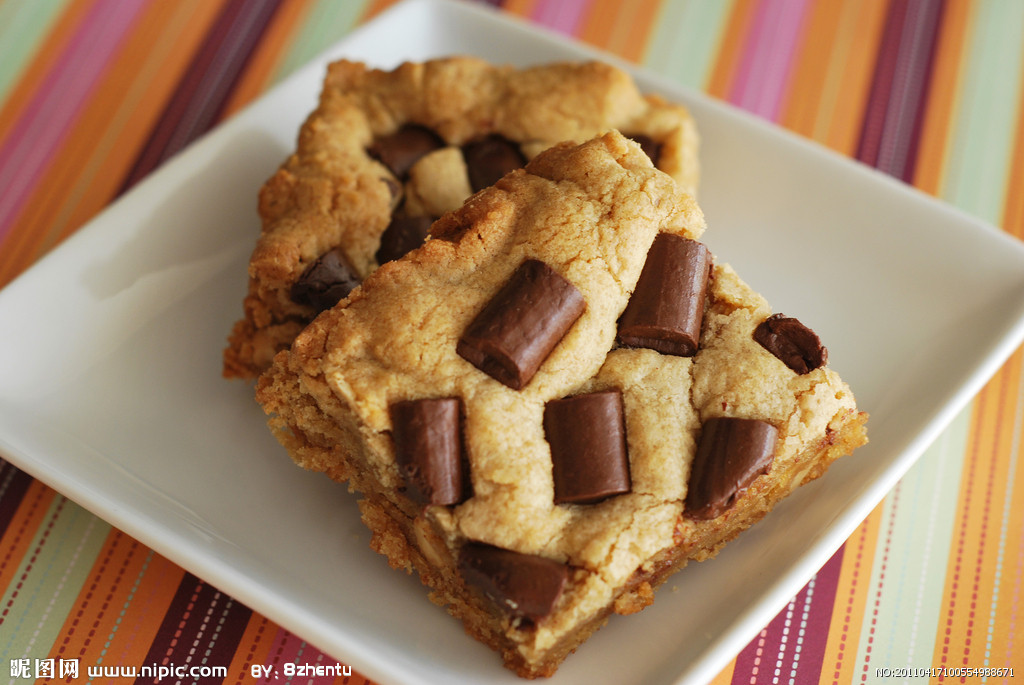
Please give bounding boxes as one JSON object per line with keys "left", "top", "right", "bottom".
{"left": 361, "top": 0, "right": 405, "bottom": 22}
{"left": 0, "top": 0, "right": 224, "bottom": 287}
{"left": 705, "top": 0, "right": 758, "bottom": 100}
{"left": 47, "top": 531, "right": 185, "bottom": 667}
{"left": 503, "top": 0, "right": 542, "bottom": 17}
{"left": 818, "top": 0, "right": 890, "bottom": 156}
{"left": 708, "top": 660, "right": 735, "bottom": 685}
{"left": 576, "top": 0, "right": 660, "bottom": 62}
{"left": 610, "top": 0, "right": 662, "bottom": 64}
{"left": 983, "top": 350, "right": 1024, "bottom": 666}
{"left": 778, "top": 0, "right": 888, "bottom": 155}
{"left": 0, "top": 0, "right": 98, "bottom": 147}
{"left": 999, "top": 40, "right": 1024, "bottom": 240}
{"left": 933, "top": 350, "right": 1022, "bottom": 668}
{"left": 220, "top": 0, "right": 316, "bottom": 119}
{"left": 817, "top": 503, "right": 884, "bottom": 685}
{"left": 778, "top": 0, "right": 845, "bottom": 140}
{"left": 0, "top": 481, "right": 57, "bottom": 595}
{"left": 910, "top": 0, "right": 973, "bottom": 196}
{"left": 226, "top": 614, "right": 282, "bottom": 684}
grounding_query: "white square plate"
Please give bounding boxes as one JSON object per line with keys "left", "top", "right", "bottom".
{"left": 3, "top": 1, "right": 1024, "bottom": 683}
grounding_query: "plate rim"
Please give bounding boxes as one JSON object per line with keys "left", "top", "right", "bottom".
{"left": 2, "top": 1, "right": 1024, "bottom": 684}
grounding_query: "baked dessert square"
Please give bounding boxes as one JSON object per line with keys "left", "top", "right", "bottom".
{"left": 224, "top": 57, "right": 700, "bottom": 379}
{"left": 255, "top": 131, "right": 868, "bottom": 678}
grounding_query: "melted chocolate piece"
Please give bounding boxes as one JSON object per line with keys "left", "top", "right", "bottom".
{"left": 618, "top": 233, "right": 711, "bottom": 356}
{"left": 685, "top": 417, "right": 778, "bottom": 520}
{"left": 626, "top": 133, "right": 662, "bottom": 166}
{"left": 457, "top": 259, "right": 585, "bottom": 390}
{"left": 753, "top": 313, "right": 828, "bottom": 374}
{"left": 462, "top": 135, "right": 527, "bottom": 192}
{"left": 290, "top": 247, "right": 361, "bottom": 312}
{"left": 545, "top": 390, "right": 631, "bottom": 504}
{"left": 389, "top": 397, "right": 465, "bottom": 506}
{"left": 459, "top": 543, "right": 568, "bottom": 621}
{"left": 369, "top": 124, "right": 445, "bottom": 178}
{"left": 375, "top": 214, "right": 436, "bottom": 264}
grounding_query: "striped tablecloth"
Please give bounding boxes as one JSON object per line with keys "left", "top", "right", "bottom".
{"left": 1, "top": 0, "right": 1022, "bottom": 683}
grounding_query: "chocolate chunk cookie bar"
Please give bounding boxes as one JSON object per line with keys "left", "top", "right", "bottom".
{"left": 255, "top": 132, "right": 867, "bottom": 678}
{"left": 224, "top": 57, "right": 699, "bottom": 379}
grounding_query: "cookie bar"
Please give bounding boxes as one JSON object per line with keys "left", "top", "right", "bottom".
{"left": 255, "top": 132, "right": 867, "bottom": 678}
{"left": 224, "top": 57, "right": 700, "bottom": 379}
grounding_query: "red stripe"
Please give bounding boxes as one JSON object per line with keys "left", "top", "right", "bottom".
{"left": 118, "top": 0, "right": 284, "bottom": 192}
{"left": 898, "top": 0, "right": 946, "bottom": 183}
{"left": 0, "top": 461, "right": 35, "bottom": 541}
{"left": 857, "top": 0, "right": 911, "bottom": 168}
{"left": 731, "top": 546, "right": 845, "bottom": 684}
{"left": 132, "top": 573, "right": 252, "bottom": 684}
{"left": 856, "top": 0, "right": 945, "bottom": 181}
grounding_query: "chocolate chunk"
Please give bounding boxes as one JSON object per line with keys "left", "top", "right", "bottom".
{"left": 375, "top": 214, "right": 436, "bottom": 264}
{"left": 462, "top": 135, "right": 527, "bottom": 192}
{"left": 753, "top": 313, "right": 828, "bottom": 374}
{"left": 457, "top": 259, "right": 585, "bottom": 390}
{"left": 545, "top": 390, "right": 631, "bottom": 504}
{"left": 389, "top": 397, "right": 465, "bottom": 506}
{"left": 290, "top": 247, "right": 361, "bottom": 312}
{"left": 627, "top": 133, "right": 662, "bottom": 166}
{"left": 618, "top": 233, "right": 711, "bottom": 356}
{"left": 685, "top": 417, "right": 778, "bottom": 520}
{"left": 458, "top": 543, "right": 568, "bottom": 621}
{"left": 369, "top": 124, "right": 445, "bottom": 178}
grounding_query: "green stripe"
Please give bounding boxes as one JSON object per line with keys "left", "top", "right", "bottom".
{"left": 269, "top": 0, "right": 377, "bottom": 85}
{"left": 0, "top": 498, "right": 110, "bottom": 663}
{"left": 942, "top": 0, "right": 1024, "bottom": 223}
{"left": 642, "top": 0, "right": 736, "bottom": 90}
{"left": 0, "top": 0, "right": 72, "bottom": 103}
{"left": 855, "top": 407, "right": 971, "bottom": 678}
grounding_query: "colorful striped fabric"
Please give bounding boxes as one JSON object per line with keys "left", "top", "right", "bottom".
{"left": 1, "top": 0, "right": 1022, "bottom": 682}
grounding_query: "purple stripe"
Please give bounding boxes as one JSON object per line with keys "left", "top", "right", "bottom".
{"left": 131, "top": 573, "right": 251, "bottom": 685}
{"left": 732, "top": 545, "right": 845, "bottom": 684}
{"left": 856, "top": 0, "right": 944, "bottom": 181}
{"left": 118, "top": 0, "right": 283, "bottom": 192}
{"left": 531, "top": 0, "right": 590, "bottom": 36}
{"left": 857, "top": 0, "right": 909, "bottom": 168}
{"left": 881, "top": 0, "right": 945, "bottom": 181}
{"left": 0, "top": 0, "right": 145, "bottom": 243}
{"left": 0, "top": 460, "right": 35, "bottom": 541}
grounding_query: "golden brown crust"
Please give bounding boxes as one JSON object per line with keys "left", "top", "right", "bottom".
{"left": 225, "top": 57, "right": 699, "bottom": 379}
{"left": 255, "top": 132, "right": 867, "bottom": 678}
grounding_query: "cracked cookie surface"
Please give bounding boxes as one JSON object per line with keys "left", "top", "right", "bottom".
{"left": 256, "top": 131, "right": 867, "bottom": 677}
{"left": 224, "top": 57, "right": 700, "bottom": 379}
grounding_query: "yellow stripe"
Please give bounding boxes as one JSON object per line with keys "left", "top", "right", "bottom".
{"left": 0, "top": 481, "right": 57, "bottom": 596}
{"left": 46, "top": 531, "right": 184, "bottom": 667}
{"left": 578, "top": 0, "right": 662, "bottom": 63}
{"left": 1000, "top": 43, "right": 1024, "bottom": 240}
{"left": 705, "top": 0, "right": 758, "bottom": 99}
{"left": 817, "top": 503, "right": 884, "bottom": 685}
{"left": 781, "top": 0, "right": 889, "bottom": 155}
{"left": 709, "top": 659, "right": 735, "bottom": 685}
{"left": 984, "top": 350, "right": 1024, "bottom": 665}
{"left": 503, "top": 0, "right": 541, "bottom": 17}
{"left": 933, "top": 350, "right": 1023, "bottom": 667}
{"left": 778, "top": 0, "right": 846, "bottom": 140}
{"left": 911, "top": 0, "right": 974, "bottom": 196}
